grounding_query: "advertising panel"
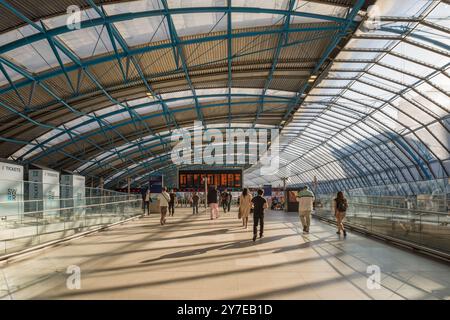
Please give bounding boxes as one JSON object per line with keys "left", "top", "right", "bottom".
{"left": 263, "top": 185, "right": 272, "bottom": 197}
{"left": 29, "top": 169, "right": 60, "bottom": 217}
{"left": 0, "top": 162, "right": 24, "bottom": 218}
{"left": 61, "top": 174, "right": 86, "bottom": 216}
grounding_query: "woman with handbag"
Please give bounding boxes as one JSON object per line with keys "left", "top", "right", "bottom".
{"left": 239, "top": 188, "right": 252, "bottom": 229}
{"left": 158, "top": 187, "right": 171, "bottom": 226}
{"left": 333, "top": 191, "right": 348, "bottom": 237}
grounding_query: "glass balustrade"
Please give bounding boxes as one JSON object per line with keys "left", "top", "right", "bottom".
{"left": 0, "top": 179, "right": 142, "bottom": 257}
{"left": 314, "top": 193, "right": 450, "bottom": 256}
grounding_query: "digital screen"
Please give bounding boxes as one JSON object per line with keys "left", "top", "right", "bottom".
{"left": 178, "top": 169, "right": 243, "bottom": 191}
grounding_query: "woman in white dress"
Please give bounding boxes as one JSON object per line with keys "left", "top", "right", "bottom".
{"left": 239, "top": 188, "right": 252, "bottom": 229}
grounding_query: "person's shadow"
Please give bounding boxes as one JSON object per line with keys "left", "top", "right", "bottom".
{"left": 140, "top": 233, "right": 298, "bottom": 264}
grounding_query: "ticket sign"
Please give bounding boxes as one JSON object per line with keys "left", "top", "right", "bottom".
{"left": 0, "top": 162, "right": 24, "bottom": 217}
{"left": 29, "top": 169, "right": 60, "bottom": 217}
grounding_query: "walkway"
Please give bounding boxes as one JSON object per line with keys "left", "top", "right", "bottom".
{"left": 1, "top": 207, "right": 450, "bottom": 300}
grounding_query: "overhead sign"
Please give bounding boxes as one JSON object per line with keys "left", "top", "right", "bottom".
{"left": 149, "top": 175, "right": 163, "bottom": 193}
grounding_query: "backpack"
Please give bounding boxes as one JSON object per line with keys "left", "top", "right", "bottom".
{"left": 336, "top": 199, "right": 348, "bottom": 212}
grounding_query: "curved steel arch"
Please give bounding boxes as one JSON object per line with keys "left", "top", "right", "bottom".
{"left": 23, "top": 100, "right": 288, "bottom": 167}
{"left": 15, "top": 92, "right": 291, "bottom": 160}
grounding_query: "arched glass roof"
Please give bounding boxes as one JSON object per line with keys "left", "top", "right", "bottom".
{"left": 0, "top": 0, "right": 448, "bottom": 191}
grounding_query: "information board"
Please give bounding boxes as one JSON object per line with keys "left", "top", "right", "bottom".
{"left": 149, "top": 175, "right": 163, "bottom": 193}
{"left": 263, "top": 185, "right": 272, "bottom": 197}
{"left": 29, "top": 169, "right": 60, "bottom": 217}
{"left": 0, "top": 161, "right": 24, "bottom": 218}
{"left": 61, "top": 174, "right": 86, "bottom": 216}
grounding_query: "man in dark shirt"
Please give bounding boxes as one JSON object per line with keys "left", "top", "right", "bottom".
{"left": 227, "top": 192, "right": 232, "bottom": 213}
{"left": 140, "top": 186, "right": 148, "bottom": 213}
{"left": 169, "top": 189, "right": 176, "bottom": 216}
{"left": 192, "top": 192, "right": 200, "bottom": 215}
{"left": 221, "top": 189, "right": 229, "bottom": 213}
{"left": 207, "top": 186, "right": 219, "bottom": 219}
{"left": 251, "top": 189, "right": 268, "bottom": 242}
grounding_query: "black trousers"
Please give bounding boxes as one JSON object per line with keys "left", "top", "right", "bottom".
{"left": 227, "top": 200, "right": 231, "bottom": 212}
{"left": 222, "top": 202, "right": 228, "bottom": 212}
{"left": 168, "top": 202, "right": 175, "bottom": 215}
{"left": 143, "top": 201, "right": 150, "bottom": 215}
{"left": 192, "top": 203, "right": 199, "bottom": 214}
{"left": 253, "top": 214, "right": 264, "bottom": 236}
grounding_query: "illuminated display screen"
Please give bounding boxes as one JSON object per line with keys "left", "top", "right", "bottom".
{"left": 178, "top": 169, "right": 242, "bottom": 191}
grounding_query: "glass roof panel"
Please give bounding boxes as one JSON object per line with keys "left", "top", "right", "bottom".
{"left": 232, "top": 12, "right": 284, "bottom": 29}
{"left": 103, "top": 0, "right": 163, "bottom": 14}
{"left": 428, "top": 73, "right": 450, "bottom": 92}
{"left": 0, "top": 24, "right": 38, "bottom": 47}
{"left": 3, "top": 40, "right": 70, "bottom": 73}
{"left": 56, "top": 26, "right": 113, "bottom": 59}
{"left": 293, "top": 0, "right": 347, "bottom": 21}
{"left": 369, "top": 64, "right": 418, "bottom": 86}
{"left": 415, "top": 82, "right": 450, "bottom": 112}
{"left": 375, "top": 0, "right": 433, "bottom": 17}
{"left": 42, "top": 8, "right": 100, "bottom": 29}
{"left": 172, "top": 12, "right": 227, "bottom": 37}
{"left": 380, "top": 53, "right": 435, "bottom": 77}
{"left": 0, "top": 64, "right": 24, "bottom": 86}
{"left": 416, "top": 127, "right": 449, "bottom": 160}
{"left": 113, "top": 16, "right": 170, "bottom": 47}
{"left": 392, "top": 41, "right": 450, "bottom": 68}
{"left": 166, "top": 0, "right": 226, "bottom": 8}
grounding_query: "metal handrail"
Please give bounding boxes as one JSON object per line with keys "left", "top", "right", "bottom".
{"left": 0, "top": 198, "right": 142, "bottom": 217}
{"left": 346, "top": 202, "right": 448, "bottom": 217}
{"left": 316, "top": 199, "right": 447, "bottom": 216}
{"left": 0, "top": 194, "right": 139, "bottom": 205}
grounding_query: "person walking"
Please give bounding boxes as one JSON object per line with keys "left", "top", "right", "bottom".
{"left": 296, "top": 186, "right": 315, "bottom": 234}
{"left": 158, "top": 187, "right": 170, "bottom": 226}
{"left": 239, "top": 188, "right": 252, "bottom": 229}
{"left": 227, "top": 192, "right": 232, "bottom": 212}
{"left": 144, "top": 188, "right": 152, "bottom": 215}
{"left": 207, "top": 185, "right": 219, "bottom": 220}
{"left": 221, "top": 189, "right": 229, "bottom": 213}
{"left": 333, "top": 191, "right": 348, "bottom": 236}
{"left": 141, "top": 186, "right": 148, "bottom": 214}
{"left": 192, "top": 192, "right": 200, "bottom": 215}
{"left": 168, "top": 189, "right": 176, "bottom": 216}
{"left": 252, "top": 189, "right": 268, "bottom": 242}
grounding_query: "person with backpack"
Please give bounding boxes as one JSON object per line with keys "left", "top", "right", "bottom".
{"left": 221, "top": 189, "right": 229, "bottom": 213}
{"left": 296, "top": 186, "right": 315, "bottom": 233}
{"left": 158, "top": 187, "right": 171, "bottom": 226}
{"left": 191, "top": 192, "right": 200, "bottom": 215}
{"left": 168, "top": 189, "right": 176, "bottom": 216}
{"left": 333, "top": 191, "right": 348, "bottom": 237}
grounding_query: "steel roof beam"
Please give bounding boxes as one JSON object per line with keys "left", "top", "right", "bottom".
{"left": 18, "top": 96, "right": 290, "bottom": 162}
{"left": 280, "top": 0, "right": 365, "bottom": 126}
{"left": 0, "top": 25, "right": 339, "bottom": 97}
{"left": 253, "top": 0, "right": 296, "bottom": 128}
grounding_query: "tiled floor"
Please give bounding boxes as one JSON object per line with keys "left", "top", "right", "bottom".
{"left": 1, "top": 208, "right": 450, "bottom": 300}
